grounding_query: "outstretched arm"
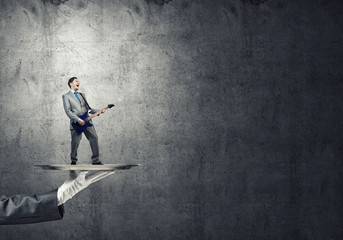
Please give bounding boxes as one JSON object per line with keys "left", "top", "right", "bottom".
{"left": 0, "top": 171, "right": 115, "bottom": 225}
{"left": 0, "top": 189, "right": 64, "bottom": 225}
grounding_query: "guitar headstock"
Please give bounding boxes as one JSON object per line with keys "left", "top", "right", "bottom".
{"left": 108, "top": 104, "right": 115, "bottom": 108}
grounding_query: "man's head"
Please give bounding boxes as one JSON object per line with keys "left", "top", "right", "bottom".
{"left": 68, "top": 77, "right": 80, "bottom": 91}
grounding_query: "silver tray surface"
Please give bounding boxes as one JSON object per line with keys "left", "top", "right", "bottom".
{"left": 34, "top": 164, "right": 139, "bottom": 171}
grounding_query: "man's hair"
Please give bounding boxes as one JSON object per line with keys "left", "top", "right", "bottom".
{"left": 68, "top": 77, "right": 77, "bottom": 88}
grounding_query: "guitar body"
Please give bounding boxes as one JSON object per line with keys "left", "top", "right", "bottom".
{"left": 72, "top": 111, "right": 93, "bottom": 133}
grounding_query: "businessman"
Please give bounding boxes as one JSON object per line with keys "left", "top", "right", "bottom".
{"left": 62, "top": 77, "right": 106, "bottom": 165}
{"left": 0, "top": 170, "right": 115, "bottom": 225}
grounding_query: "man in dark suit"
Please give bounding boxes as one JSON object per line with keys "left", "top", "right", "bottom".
{"left": 0, "top": 170, "right": 115, "bottom": 225}
{"left": 62, "top": 77, "right": 106, "bottom": 165}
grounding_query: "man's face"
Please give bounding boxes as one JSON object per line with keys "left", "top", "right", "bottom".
{"left": 70, "top": 79, "right": 80, "bottom": 91}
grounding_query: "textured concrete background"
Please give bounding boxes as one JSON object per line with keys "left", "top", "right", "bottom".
{"left": 0, "top": 0, "right": 343, "bottom": 239}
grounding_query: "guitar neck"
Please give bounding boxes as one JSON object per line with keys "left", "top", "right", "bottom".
{"left": 85, "top": 106, "right": 110, "bottom": 121}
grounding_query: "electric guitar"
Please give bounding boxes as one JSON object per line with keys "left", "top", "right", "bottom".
{"left": 72, "top": 104, "right": 115, "bottom": 133}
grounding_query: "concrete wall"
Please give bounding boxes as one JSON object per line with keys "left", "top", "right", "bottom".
{"left": 1, "top": 0, "right": 342, "bottom": 239}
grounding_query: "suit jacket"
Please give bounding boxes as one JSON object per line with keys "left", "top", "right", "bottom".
{"left": 62, "top": 91, "right": 99, "bottom": 130}
{"left": 0, "top": 189, "right": 64, "bottom": 225}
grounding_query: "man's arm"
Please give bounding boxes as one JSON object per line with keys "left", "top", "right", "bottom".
{"left": 62, "top": 94, "right": 80, "bottom": 123}
{"left": 0, "top": 171, "right": 114, "bottom": 225}
{"left": 0, "top": 189, "right": 64, "bottom": 225}
{"left": 80, "top": 93, "right": 100, "bottom": 114}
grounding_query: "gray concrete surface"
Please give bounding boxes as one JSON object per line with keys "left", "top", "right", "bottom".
{"left": 1, "top": 0, "right": 343, "bottom": 239}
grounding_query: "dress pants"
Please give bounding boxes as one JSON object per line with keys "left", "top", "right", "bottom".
{"left": 70, "top": 125, "right": 100, "bottom": 163}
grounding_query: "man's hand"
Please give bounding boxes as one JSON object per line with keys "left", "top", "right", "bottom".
{"left": 101, "top": 108, "right": 106, "bottom": 114}
{"left": 57, "top": 170, "right": 115, "bottom": 205}
{"left": 78, "top": 119, "right": 85, "bottom": 126}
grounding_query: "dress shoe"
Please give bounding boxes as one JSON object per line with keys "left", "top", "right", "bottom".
{"left": 92, "top": 161, "right": 103, "bottom": 165}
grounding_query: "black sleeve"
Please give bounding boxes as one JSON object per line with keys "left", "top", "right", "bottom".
{"left": 0, "top": 189, "right": 64, "bottom": 225}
